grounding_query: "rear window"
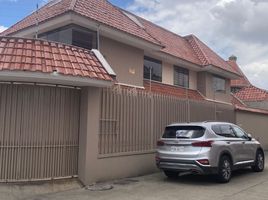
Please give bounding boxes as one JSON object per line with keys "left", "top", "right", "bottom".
{"left": 162, "top": 126, "right": 205, "bottom": 139}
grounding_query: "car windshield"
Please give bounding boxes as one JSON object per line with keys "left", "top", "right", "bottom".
{"left": 162, "top": 126, "right": 205, "bottom": 139}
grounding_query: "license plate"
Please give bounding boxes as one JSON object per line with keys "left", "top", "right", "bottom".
{"left": 170, "top": 146, "right": 185, "bottom": 152}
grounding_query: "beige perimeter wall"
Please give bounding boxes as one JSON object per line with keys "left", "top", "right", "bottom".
{"left": 236, "top": 110, "right": 268, "bottom": 150}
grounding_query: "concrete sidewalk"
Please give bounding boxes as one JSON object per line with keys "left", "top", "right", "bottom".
{"left": 1, "top": 162, "right": 268, "bottom": 200}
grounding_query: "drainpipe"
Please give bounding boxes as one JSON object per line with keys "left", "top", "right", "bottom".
{"left": 97, "top": 24, "right": 100, "bottom": 50}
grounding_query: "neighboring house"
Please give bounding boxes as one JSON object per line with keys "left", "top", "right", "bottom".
{"left": 228, "top": 55, "right": 251, "bottom": 93}
{"left": 0, "top": 0, "right": 243, "bottom": 184}
{"left": 228, "top": 55, "right": 268, "bottom": 110}
{"left": 235, "top": 85, "right": 268, "bottom": 110}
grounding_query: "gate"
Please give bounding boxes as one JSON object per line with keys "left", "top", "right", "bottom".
{"left": 0, "top": 83, "right": 80, "bottom": 181}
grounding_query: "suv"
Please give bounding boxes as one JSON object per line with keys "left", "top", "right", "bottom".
{"left": 156, "top": 122, "right": 265, "bottom": 183}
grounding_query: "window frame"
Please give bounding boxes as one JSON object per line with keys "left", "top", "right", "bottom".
{"left": 38, "top": 24, "right": 97, "bottom": 50}
{"left": 212, "top": 76, "right": 226, "bottom": 92}
{"left": 173, "top": 66, "right": 189, "bottom": 88}
{"left": 143, "top": 56, "right": 162, "bottom": 82}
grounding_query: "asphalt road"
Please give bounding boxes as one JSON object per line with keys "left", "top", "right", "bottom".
{"left": 1, "top": 158, "right": 268, "bottom": 200}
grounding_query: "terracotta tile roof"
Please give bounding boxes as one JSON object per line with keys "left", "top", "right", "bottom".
{"left": 228, "top": 60, "right": 251, "bottom": 88}
{"left": 231, "top": 94, "right": 246, "bottom": 107}
{"left": 1, "top": 0, "right": 238, "bottom": 75}
{"left": 137, "top": 17, "right": 202, "bottom": 66}
{"left": 184, "top": 35, "right": 238, "bottom": 75}
{"left": 235, "top": 105, "right": 268, "bottom": 115}
{"left": 1, "top": 0, "right": 160, "bottom": 46}
{"left": 1, "top": 0, "right": 74, "bottom": 36}
{"left": 143, "top": 80, "right": 205, "bottom": 101}
{"left": 0, "top": 37, "right": 113, "bottom": 81}
{"left": 234, "top": 85, "right": 268, "bottom": 102}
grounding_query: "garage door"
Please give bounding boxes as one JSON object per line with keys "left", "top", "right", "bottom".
{"left": 0, "top": 83, "right": 80, "bottom": 182}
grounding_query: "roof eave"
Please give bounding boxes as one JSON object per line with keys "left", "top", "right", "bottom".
{"left": 204, "top": 65, "right": 241, "bottom": 79}
{"left": 0, "top": 70, "right": 114, "bottom": 87}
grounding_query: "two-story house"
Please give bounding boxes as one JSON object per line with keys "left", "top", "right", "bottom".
{"left": 0, "top": 0, "right": 240, "bottom": 184}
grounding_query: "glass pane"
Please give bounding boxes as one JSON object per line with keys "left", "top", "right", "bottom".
{"left": 163, "top": 126, "right": 205, "bottom": 139}
{"left": 174, "top": 66, "right": 189, "bottom": 88}
{"left": 144, "top": 57, "right": 162, "bottom": 82}
{"left": 72, "top": 29, "right": 97, "bottom": 50}
{"left": 213, "top": 76, "right": 226, "bottom": 92}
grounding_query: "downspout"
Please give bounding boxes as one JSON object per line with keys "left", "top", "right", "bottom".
{"left": 97, "top": 24, "right": 100, "bottom": 50}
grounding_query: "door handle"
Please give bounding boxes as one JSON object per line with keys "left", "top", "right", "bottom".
{"left": 242, "top": 141, "right": 246, "bottom": 144}
{"left": 226, "top": 142, "right": 230, "bottom": 144}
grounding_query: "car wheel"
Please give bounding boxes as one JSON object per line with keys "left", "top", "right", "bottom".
{"left": 252, "top": 150, "right": 265, "bottom": 172}
{"left": 217, "top": 156, "right": 232, "bottom": 183}
{"left": 163, "top": 170, "right": 178, "bottom": 179}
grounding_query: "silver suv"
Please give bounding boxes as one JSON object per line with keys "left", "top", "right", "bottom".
{"left": 156, "top": 122, "right": 265, "bottom": 183}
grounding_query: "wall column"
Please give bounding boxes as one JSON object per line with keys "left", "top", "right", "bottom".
{"left": 78, "top": 86, "right": 101, "bottom": 185}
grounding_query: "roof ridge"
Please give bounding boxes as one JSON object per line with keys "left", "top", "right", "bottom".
{"left": 185, "top": 34, "right": 211, "bottom": 66}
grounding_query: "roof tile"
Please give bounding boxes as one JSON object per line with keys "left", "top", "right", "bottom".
{"left": 228, "top": 60, "right": 251, "bottom": 88}
{"left": 143, "top": 80, "right": 205, "bottom": 101}
{"left": 0, "top": 36, "right": 113, "bottom": 81}
{"left": 234, "top": 85, "right": 268, "bottom": 102}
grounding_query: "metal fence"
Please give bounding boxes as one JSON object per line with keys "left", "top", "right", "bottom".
{"left": 99, "top": 87, "right": 235, "bottom": 156}
{"left": 0, "top": 84, "right": 80, "bottom": 181}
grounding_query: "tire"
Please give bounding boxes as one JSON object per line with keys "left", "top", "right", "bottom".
{"left": 217, "top": 156, "right": 232, "bottom": 183}
{"left": 164, "top": 170, "right": 178, "bottom": 179}
{"left": 252, "top": 150, "right": 265, "bottom": 172}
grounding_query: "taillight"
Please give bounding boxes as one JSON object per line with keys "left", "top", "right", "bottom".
{"left": 197, "top": 159, "right": 210, "bottom": 165}
{"left": 192, "top": 140, "right": 214, "bottom": 147}
{"left": 157, "top": 140, "right": 165, "bottom": 146}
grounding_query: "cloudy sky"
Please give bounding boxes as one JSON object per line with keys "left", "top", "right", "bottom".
{"left": 0, "top": 0, "right": 268, "bottom": 89}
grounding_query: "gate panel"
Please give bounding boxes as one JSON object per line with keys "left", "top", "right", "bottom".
{"left": 0, "top": 84, "right": 80, "bottom": 181}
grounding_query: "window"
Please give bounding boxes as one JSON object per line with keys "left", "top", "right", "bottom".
{"left": 163, "top": 126, "right": 205, "bottom": 139}
{"left": 174, "top": 66, "right": 189, "bottom": 88}
{"left": 72, "top": 29, "right": 97, "bottom": 50}
{"left": 144, "top": 56, "right": 162, "bottom": 82}
{"left": 39, "top": 24, "right": 97, "bottom": 50}
{"left": 212, "top": 124, "right": 236, "bottom": 138}
{"left": 213, "top": 76, "right": 226, "bottom": 92}
{"left": 232, "top": 126, "right": 248, "bottom": 139}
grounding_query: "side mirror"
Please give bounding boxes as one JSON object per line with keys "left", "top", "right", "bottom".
{"left": 247, "top": 133, "right": 252, "bottom": 141}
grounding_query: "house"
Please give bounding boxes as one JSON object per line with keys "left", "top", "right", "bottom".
{"left": 0, "top": 0, "right": 242, "bottom": 184}
{"left": 228, "top": 55, "right": 251, "bottom": 93}
{"left": 228, "top": 55, "right": 268, "bottom": 111}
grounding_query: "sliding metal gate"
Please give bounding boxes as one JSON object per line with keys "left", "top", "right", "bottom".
{"left": 0, "top": 83, "right": 80, "bottom": 182}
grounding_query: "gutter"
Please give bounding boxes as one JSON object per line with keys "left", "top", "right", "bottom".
{"left": 0, "top": 70, "right": 113, "bottom": 87}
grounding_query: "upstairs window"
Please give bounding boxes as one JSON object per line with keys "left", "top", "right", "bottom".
{"left": 144, "top": 56, "right": 162, "bottom": 82}
{"left": 174, "top": 66, "right": 189, "bottom": 88}
{"left": 39, "top": 24, "right": 97, "bottom": 50}
{"left": 213, "top": 76, "right": 226, "bottom": 92}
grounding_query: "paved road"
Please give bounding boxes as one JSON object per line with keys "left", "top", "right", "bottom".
{"left": 1, "top": 160, "right": 268, "bottom": 200}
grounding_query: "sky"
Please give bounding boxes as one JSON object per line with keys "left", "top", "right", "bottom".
{"left": 0, "top": 0, "right": 268, "bottom": 90}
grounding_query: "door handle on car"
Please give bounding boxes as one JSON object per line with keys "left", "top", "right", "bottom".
{"left": 226, "top": 141, "right": 230, "bottom": 144}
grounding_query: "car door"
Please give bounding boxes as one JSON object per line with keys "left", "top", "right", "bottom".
{"left": 212, "top": 124, "right": 245, "bottom": 164}
{"left": 232, "top": 125, "right": 256, "bottom": 162}
{"left": 218, "top": 124, "right": 245, "bottom": 164}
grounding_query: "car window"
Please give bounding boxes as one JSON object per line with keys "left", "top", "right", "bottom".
{"left": 163, "top": 126, "right": 205, "bottom": 139}
{"left": 232, "top": 126, "right": 248, "bottom": 139}
{"left": 212, "top": 124, "right": 236, "bottom": 138}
